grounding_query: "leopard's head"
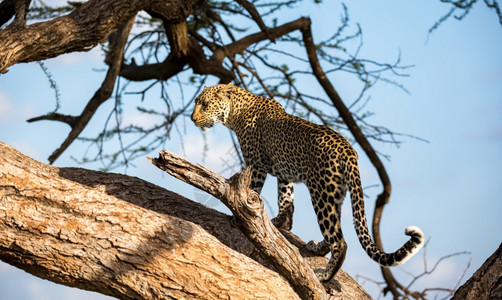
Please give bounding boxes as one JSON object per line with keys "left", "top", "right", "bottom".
{"left": 191, "top": 83, "right": 234, "bottom": 131}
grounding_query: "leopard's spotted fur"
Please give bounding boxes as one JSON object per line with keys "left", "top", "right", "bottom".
{"left": 191, "top": 83, "right": 424, "bottom": 282}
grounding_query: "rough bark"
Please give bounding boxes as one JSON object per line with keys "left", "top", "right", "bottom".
{"left": 452, "top": 243, "right": 502, "bottom": 300}
{"left": 0, "top": 141, "right": 371, "bottom": 299}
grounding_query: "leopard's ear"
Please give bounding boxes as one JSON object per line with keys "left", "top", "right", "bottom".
{"left": 222, "top": 82, "right": 234, "bottom": 92}
{"left": 217, "top": 82, "right": 234, "bottom": 102}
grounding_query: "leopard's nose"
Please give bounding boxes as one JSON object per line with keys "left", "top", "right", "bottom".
{"left": 191, "top": 109, "right": 197, "bottom": 123}
{"left": 191, "top": 105, "right": 202, "bottom": 123}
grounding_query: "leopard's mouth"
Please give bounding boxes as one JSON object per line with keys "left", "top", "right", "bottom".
{"left": 198, "top": 120, "right": 214, "bottom": 131}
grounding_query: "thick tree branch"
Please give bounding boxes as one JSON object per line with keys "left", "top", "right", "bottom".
{"left": 0, "top": 142, "right": 300, "bottom": 299}
{"left": 164, "top": 21, "right": 190, "bottom": 56}
{"left": 4, "top": 0, "right": 31, "bottom": 28}
{"left": 0, "top": 0, "right": 198, "bottom": 73}
{"left": 119, "top": 56, "right": 187, "bottom": 81}
{"left": 0, "top": 141, "right": 371, "bottom": 299}
{"left": 119, "top": 17, "right": 235, "bottom": 83}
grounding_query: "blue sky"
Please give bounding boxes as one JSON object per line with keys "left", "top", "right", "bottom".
{"left": 1, "top": 1, "right": 501, "bottom": 299}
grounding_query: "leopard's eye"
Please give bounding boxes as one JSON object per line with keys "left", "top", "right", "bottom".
{"left": 201, "top": 100, "right": 209, "bottom": 109}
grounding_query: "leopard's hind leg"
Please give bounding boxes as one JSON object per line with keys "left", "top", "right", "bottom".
{"left": 306, "top": 173, "right": 348, "bottom": 282}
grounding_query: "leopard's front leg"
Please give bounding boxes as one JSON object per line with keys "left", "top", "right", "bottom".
{"left": 271, "top": 178, "right": 294, "bottom": 231}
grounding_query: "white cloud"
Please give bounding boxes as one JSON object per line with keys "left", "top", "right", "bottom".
{"left": 47, "top": 46, "right": 103, "bottom": 67}
{"left": 0, "top": 261, "right": 11, "bottom": 273}
{"left": 9, "top": 141, "right": 41, "bottom": 160}
{"left": 122, "top": 110, "right": 165, "bottom": 129}
{"left": 181, "top": 130, "right": 238, "bottom": 176}
{"left": 44, "top": 0, "right": 72, "bottom": 5}
{"left": 0, "top": 89, "right": 38, "bottom": 124}
{"left": 0, "top": 90, "right": 16, "bottom": 123}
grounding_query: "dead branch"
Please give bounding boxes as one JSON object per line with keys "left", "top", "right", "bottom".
{"left": 148, "top": 149, "right": 327, "bottom": 300}
{"left": 234, "top": 0, "right": 275, "bottom": 42}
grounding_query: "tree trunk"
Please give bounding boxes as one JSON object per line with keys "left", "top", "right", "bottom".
{"left": 0, "top": 141, "right": 371, "bottom": 299}
{"left": 452, "top": 243, "right": 502, "bottom": 300}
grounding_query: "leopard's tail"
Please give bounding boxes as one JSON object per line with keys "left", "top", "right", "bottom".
{"left": 347, "top": 161, "right": 425, "bottom": 267}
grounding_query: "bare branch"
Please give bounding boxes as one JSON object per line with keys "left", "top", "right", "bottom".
{"left": 27, "top": 112, "right": 77, "bottom": 126}
{"left": 211, "top": 17, "right": 310, "bottom": 65}
{"left": 235, "top": 0, "right": 275, "bottom": 42}
{"left": 406, "top": 251, "right": 471, "bottom": 289}
{"left": 27, "top": 17, "right": 135, "bottom": 164}
{"left": 428, "top": 0, "right": 502, "bottom": 37}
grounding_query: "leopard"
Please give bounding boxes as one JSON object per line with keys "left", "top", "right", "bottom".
{"left": 190, "top": 83, "right": 425, "bottom": 282}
